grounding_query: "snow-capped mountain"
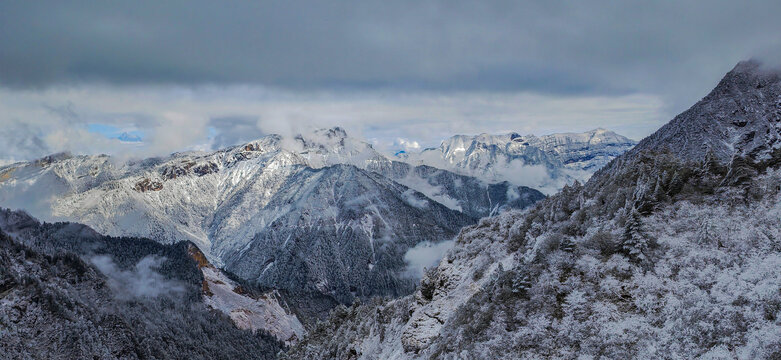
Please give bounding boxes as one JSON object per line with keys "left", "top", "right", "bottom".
{"left": 285, "top": 61, "right": 781, "bottom": 359}
{"left": 0, "top": 128, "right": 544, "bottom": 305}
{"left": 404, "top": 128, "right": 636, "bottom": 193}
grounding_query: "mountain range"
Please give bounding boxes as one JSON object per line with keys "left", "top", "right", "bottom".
{"left": 401, "top": 128, "right": 637, "bottom": 194}
{"left": 0, "top": 128, "right": 552, "bottom": 307}
{"left": 284, "top": 61, "right": 781, "bottom": 359}
{"left": 0, "top": 99, "right": 642, "bottom": 356}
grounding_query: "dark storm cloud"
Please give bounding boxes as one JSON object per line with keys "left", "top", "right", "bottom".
{"left": 3, "top": 0, "right": 781, "bottom": 103}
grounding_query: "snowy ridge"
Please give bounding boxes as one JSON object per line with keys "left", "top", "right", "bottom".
{"left": 0, "top": 128, "right": 544, "bottom": 306}
{"left": 627, "top": 60, "right": 781, "bottom": 163}
{"left": 404, "top": 128, "right": 636, "bottom": 193}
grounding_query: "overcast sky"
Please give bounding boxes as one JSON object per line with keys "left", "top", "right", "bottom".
{"left": 2, "top": 0, "right": 781, "bottom": 162}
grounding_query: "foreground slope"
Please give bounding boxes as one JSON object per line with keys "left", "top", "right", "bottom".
{"left": 285, "top": 61, "right": 781, "bottom": 359}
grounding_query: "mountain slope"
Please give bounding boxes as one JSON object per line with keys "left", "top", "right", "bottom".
{"left": 0, "top": 209, "right": 287, "bottom": 359}
{"left": 0, "top": 129, "right": 544, "bottom": 308}
{"left": 285, "top": 61, "right": 781, "bottom": 359}
{"left": 628, "top": 60, "right": 781, "bottom": 163}
{"left": 221, "top": 164, "right": 475, "bottom": 303}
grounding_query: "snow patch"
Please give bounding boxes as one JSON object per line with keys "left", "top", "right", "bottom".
{"left": 201, "top": 266, "right": 304, "bottom": 344}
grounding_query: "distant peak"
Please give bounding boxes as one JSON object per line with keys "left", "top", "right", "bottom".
{"left": 314, "top": 126, "right": 349, "bottom": 139}
{"left": 37, "top": 151, "right": 73, "bottom": 164}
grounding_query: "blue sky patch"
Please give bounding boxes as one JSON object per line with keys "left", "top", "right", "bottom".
{"left": 87, "top": 123, "right": 144, "bottom": 142}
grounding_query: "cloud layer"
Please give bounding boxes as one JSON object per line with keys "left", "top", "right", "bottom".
{"left": 0, "top": 85, "right": 666, "bottom": 162}
{"left": 3, "top": 1, "right": 781, "bottom": 99}
{"left": 2, "top": 1, "right": 781, "bottom": 162}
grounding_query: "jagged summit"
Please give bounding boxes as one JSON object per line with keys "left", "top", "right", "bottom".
{"left": 403, "top": 128, "right": 636, "bottom": 193}
{"left": 629, "top": 60, "right": 781, "bottom": 163}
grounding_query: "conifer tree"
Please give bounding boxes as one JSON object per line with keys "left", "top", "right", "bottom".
{"left": 511, "top": 270, "right": 532, "bottom": 296}
{"left": 621, "top": 208, "right": 650, "bottom": 263}
{"left": 559, "top": 236, "right": 576, "bottom": 252}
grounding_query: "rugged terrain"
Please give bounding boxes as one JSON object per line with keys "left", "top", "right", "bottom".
{"left": 0, "top": 129, "right": 544, "bottom": 305}
{"left": 0, "top": 208, "right": 290, "bottom": 359}
{"left": 284, "top": 61, "right": 781, "bottom": 359}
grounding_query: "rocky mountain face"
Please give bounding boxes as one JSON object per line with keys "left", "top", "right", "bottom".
{"left": 0, "top": 208, "right": 288, "bottom": 359}
{"left": 285, "top": 62, "right": 781, "bottom": 359}
{"left": 0, "top": 128, "right": 544, "bottom": 307}
{"left": 402, "top": 128, "right": 636, "bottom": 194}
{"left": 220, "top": 164, "right": 476, "bottom": 304}
{"left": 628, "top": 60, "right": 781, "bottom": 163}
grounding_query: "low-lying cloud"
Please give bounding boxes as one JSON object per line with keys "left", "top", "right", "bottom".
{"left": 0, "top": 85, "right": 664, "bottom": 164}
{"left": 91, "top": 255, "right": 184, "bottom": 299}
{"left": 403, "top": 240, "right": 454, "bottom": 279}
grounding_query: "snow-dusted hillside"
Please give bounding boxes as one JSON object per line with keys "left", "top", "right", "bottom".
{"left": 628, "top": 60, "right": 781, "bottom": 163}
{"left": 0, "top": 128, "right": 544, "bottom": 304}
{"left": 0, "top": 209, "right": 285, "bottom": 359}
{"left": 285, "top": 61, "right": 781, "bottom": 359}
{"left": 404, "top": 128, "right": 636, "bottom": 193}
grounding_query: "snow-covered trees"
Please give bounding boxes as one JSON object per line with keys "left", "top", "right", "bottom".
{"left": 0, "top": 221, "right": 285, "bottom": 360}
{"left": 620, "top": 208, "right": 652, "bottom": 263}
{"left": 288, "top": 153, "right": 781, "bottom": 359}
{"left": 282, "top": 60, "right": 781, "bottom": 359}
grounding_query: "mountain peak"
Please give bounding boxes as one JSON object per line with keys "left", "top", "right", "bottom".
{"left": 730, "top": 59, "right": 763, "bottom": 73}
{"left": 628, "top": 60, "right": 781, "bottom": 163}
{"left": 313, "top": 126, "right": 349, "bottom": 139}
{"left": 710, "top": 59, "right": 781, "bottom": 96}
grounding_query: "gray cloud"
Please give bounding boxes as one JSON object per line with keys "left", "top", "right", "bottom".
{"left": 2, "top": 1, "right": 781, "bottom": 163}
{"left": 2, "top": 1, "right": 781, "bottom": 106}
{"left": 208, "top": 116, "right": 264, "bottom": 150}
{"left": 0, "top": 121, "right": 50, "bottom": 161}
